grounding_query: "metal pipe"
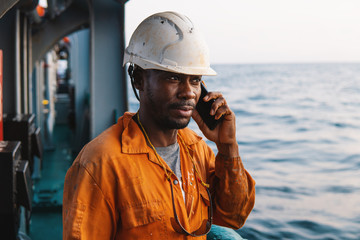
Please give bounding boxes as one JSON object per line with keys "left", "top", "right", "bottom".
{"left": 15, "top": 9, "right": 21, "bottom": 113}
{"left": 22, "top": 14, "right": 28, "bottom": 113}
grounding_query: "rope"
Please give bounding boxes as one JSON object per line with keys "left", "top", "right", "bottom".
{"left": 137, "top": 113, "right": 173, "bottom": 181}
{"left": 136, "top": 113, "right": 210, "bottom": 189}
{"left": 177, "top": 134, "right": 210, "bottom": 188}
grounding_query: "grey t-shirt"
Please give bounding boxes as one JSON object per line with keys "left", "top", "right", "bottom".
{"left": 155, "top": 142, "right": 186, "bottom": 202}
{"left": 155, "top": 142, "right": 181, "bottom": 180}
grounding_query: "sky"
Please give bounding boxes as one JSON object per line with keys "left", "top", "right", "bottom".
{"left": 125, "top": 0, "right": 360, "bottom": 64}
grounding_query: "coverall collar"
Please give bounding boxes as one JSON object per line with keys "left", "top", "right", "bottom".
{"left": 120, "top": 112, "right": 202, "bottom": 154}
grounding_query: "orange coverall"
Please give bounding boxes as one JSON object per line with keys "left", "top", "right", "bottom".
{"left": 63, "top": 112, "right": 255, "bottom": 239}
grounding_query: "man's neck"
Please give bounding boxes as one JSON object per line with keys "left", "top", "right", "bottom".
{"left": 137, "top": 113, "right": 178, "bottom": 147}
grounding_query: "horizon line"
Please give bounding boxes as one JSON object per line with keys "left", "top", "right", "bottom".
{"left": 211, "top": 60, "right": 360, "bottom": 65}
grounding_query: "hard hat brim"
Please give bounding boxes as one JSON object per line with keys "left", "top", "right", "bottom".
{"left": 123, "top": 53, "right": 217, "bottom": 76}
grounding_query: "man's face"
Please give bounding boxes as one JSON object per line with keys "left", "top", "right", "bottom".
{"left": 141, "top": 69, "right": 202, "bottom": 130}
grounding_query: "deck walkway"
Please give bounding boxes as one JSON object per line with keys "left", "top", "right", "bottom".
{"left": 28, "top": 124, "right": 73, "bottom": 240}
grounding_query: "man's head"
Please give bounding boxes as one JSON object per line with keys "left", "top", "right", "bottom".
{"left": 124, "top": 11, "right": 216, "bottom": 130}
{"left": 132, "top": 65, "right": 202, "bottom": 129}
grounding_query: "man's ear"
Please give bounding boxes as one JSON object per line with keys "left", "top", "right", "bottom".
{"left": 133, "top": 67, "right": 145, "bottom": 91}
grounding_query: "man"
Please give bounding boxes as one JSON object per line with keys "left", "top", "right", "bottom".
{"left": 63, "top": 11, "right": 255, "bottom": 239}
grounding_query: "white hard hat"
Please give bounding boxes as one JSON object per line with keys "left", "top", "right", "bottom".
{"left": 123, "top": 11, "right": 216, "bottom": 76}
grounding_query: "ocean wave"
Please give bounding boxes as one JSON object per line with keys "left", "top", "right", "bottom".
{"left": 256, "top": 185, "right": 312, "bottom": 198}
{"left": 238, "top": 139, "right": 310, "bottom": 148}
{"left": 323, "top": 185, "right": 358, "bottom": 194}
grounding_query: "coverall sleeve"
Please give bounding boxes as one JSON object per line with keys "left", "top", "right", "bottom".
{"left": 63, "top": 162, "right": 117, "bottom": 239}
{"left": 210, "top": 153, "right": 256, "bottom": 229}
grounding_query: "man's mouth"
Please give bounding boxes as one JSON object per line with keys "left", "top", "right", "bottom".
{"left": 178, "top": 105, "right": 193, "bottom": 111}
{"left": 170, "top": 103, "right": 195, "bottom": 118}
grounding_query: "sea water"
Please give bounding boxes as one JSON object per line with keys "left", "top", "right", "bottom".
{"left": 128, "top": 63, "right": 360, "bottom": 240}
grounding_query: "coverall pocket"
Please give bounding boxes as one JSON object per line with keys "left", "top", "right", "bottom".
{"left": 199, "top": 186, "right": 211, "bottom": 225}
{"left": 120, "top": 199, "right": 165, "bottom": 229}
{"left": 199, "top": 186, "right": 210, "bottom": 206}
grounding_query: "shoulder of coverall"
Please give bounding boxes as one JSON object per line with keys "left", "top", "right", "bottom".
{"left": 75, "top": 112, "right": 205, "bottom": 166}
{"left": 120, "top": 112, "right": 204, "bottom": 153}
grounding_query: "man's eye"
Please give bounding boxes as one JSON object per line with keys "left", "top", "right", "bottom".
{"left": 192, "top": 78, "right": 202, "bottom": 83}
{"left": 168, "top": 76, "right": 180, "bottom": 81}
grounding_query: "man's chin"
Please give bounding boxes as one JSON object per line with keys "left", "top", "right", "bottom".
{"left": 162, "top": 117, "right": 191, "bottom": 130}
{"left": 175, "top": 121, "right": 190, "bottom": 129}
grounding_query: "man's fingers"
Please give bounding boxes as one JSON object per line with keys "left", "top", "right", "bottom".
{"left": 210, "top": 97, "right": 226, "bottom": 115}
{"left": 201, "top": 91, "right": 232, "bottom": 120}
{"left": 214, "top": 104, "right": 229, "bottom": 119}
{"left": 203, "top": 92, "right": 223, "bottom": 102}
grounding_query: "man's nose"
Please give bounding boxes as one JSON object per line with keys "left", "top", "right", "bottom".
{"left": 178, "top": 80, "right": 196, "bottom": 100}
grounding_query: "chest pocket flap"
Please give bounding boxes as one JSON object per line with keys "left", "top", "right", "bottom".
{"left": 199, "top": 185, "right": 211, "bottom": 206}
{"left": 120, "top": 199, "right": 165, "bottom": 229}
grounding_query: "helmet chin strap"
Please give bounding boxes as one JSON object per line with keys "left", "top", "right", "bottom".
{"left": 128, "top": 64, "right": 140, "bottom": 101}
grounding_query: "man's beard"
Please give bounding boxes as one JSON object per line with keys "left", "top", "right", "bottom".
{"left": 156, "top": 114, "right": 191, "bottom": 130}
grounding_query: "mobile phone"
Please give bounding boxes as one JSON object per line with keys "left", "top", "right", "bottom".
{"left": 195, "top": 82, "right": 223, "bottom": 130}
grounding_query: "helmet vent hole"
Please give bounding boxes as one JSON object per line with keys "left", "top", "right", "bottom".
{"left": 161, "top": 20, "right": 164, "bottom": 24}
{"left": 143, "top": 42, "right": 145, "bottom": 46}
